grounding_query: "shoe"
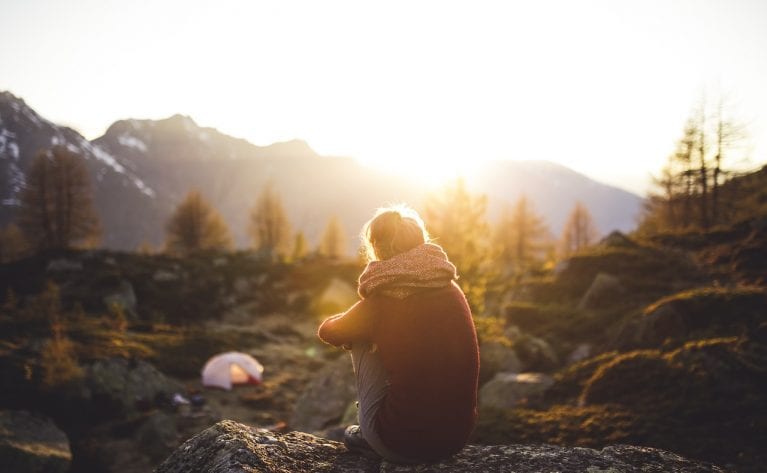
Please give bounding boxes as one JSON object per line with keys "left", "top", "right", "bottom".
{"left": 343, "top": 425, "right": 382, "bottom": 460}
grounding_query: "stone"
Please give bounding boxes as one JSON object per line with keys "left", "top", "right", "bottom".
{"left": 291, "top": 355, "right": 357, "bottom": 433}
{"left": 479, "top": 341, "right": 522, "bottom": 384}
{"left": 153, "top": 270, "right": 180, "bottom": 282}
{"left": 233, "top": 277, "right": 250, "bottom": 295}
{"left": 155, "top": 419, "right": 725, "bottom": 472}
{"left": 479, "top": 372, "right": 554, "bottom": 410}
{"left": 316, "top": 278, "right": 358, "bottom": 315}
{"left": 600, "top": 231, "right": 638, "bottom": 249}
{"left": 578, "top": 272, "right": 624, "bottom": 310}
{"left": 136, "top": 411, "right": 179, "bottom": 462}
{"left": 553, "top": 259, "right": 569, "bottom": 276}
{"left": 83, "top": 358, "right": 183, "bottom": 417}
{"left": 0, "top": 410, "right": 71, "bottom": 473}
{"left": 46, "top": 258, "right": 83, "bottom": 272}
{"left": 505, "top": 326, "right": 560, "bottom": 372}
{"left": 566, "top": 343, "right": 592, "bottom": 365}
{"left": 102, "top": 279, "right": 137, "bottom": 315}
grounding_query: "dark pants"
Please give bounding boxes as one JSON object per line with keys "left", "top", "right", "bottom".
{"left": 350, "top": 344, "right": 417, "bottom": 463}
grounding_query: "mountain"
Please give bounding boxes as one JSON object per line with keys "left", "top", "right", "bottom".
{"left": 0, "top": 91, "right": 643, "bottom": 251}
{"left": 470, "top": 160, "right": 642, "bottom": 234}
{"left": 0, "top": 91, "right": 163, "bottom": 248}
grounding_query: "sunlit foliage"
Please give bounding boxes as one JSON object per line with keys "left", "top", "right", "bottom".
{"left": 318, "top": 215, "right": 346, "bottom": 259}
{"left": 249, "top": 183, "right": 293, "bottom": 258}
{"left": 165, "top": 190, "right": 232, "bottom": 254}
{"left": 495, "top": 196, "right": 551, "bottom": 278}
{"left": 560, "top": 202, "right": 599, "bottom": 257}
{"left": 423, "top": 178, "right": 492, "bottom": 314}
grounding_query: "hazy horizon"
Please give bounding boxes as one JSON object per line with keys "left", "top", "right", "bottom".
{"left": 2, "top": 0, "right": 767, "bottom": 195}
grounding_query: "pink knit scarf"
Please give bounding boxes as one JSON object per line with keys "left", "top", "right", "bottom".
{"left": 358, "top": 243, "right": 458, "bottom": 299}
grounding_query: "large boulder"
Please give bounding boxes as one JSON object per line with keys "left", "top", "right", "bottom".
{"left": 613, "top": 286, "right": 767, "bottom": 349}
{"left": 577, "top": 272, "right": 624, "bottom": 310}
{"left": 478, "top": 341, "right": 522, "bottom": 384}
{"left": 504, "top": 326, "right": 560, "bottom": 372}
{"left": 83, "top": 358, "right": 183, "bottom": 417}
{"left": 291, "top": 355, "right": 357, "bottom": 433}
{"left": 0, "top": 410, "right": 71, "bottom": 473}
{"left": 479, "top": 372, "right": 554, "bottom": 410}
{"left": 155, "top": 419, "right": 725, "bottom": 472}
{"left": 102, "top": 279, "right": 138, "bottom": 315}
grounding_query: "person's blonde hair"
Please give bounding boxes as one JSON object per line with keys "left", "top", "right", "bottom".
{"left": 361, "top": 204, "right": 430, "bottom": 262}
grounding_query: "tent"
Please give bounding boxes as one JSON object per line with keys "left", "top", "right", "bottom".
{"left": 201, "top": 352, "right": 264, "bottom": 390}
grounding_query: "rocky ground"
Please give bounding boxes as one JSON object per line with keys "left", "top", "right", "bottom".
{"left": 156, "top": 419, "right": 726, "bottom": 473}
{"left": 1, "top": 222, "right": 765, "bottom": 472}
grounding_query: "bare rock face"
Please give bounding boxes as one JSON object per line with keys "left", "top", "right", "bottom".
{"left": 290, "top": 356, "right": 357, "bottom": 433}
{"left": 0, "top": 410, "right": 71, "bottom": 473}
{"left": 155, "top": 420, "right": 724, "bottom": 473}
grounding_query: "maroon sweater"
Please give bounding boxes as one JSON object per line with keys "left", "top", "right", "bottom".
{"left": 317, "top": 281, "right": 480, "bottom": 462}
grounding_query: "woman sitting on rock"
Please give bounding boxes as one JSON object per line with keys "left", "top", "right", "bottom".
{"left": 317, "top": 205, "right": 480, "bottom": 463}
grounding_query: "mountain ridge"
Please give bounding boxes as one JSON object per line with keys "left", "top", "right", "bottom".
{"left": 1, "top": 90, "right": 643, "bottom": 251}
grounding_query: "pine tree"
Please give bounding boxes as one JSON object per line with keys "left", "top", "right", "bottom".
{"left": 248, "top": 183, "right": 292, "bottom": 258}
{"left": 560, "top": 202, "right": 599, "bottom": 257}
{"left": 318, "top": 216, "right": 346, "bottom": 259}
{"left": 18, "top": 146, "right": 100, "bottom": 250}
{"left": 165, "top": 190, "right": 232, "bottom": 254}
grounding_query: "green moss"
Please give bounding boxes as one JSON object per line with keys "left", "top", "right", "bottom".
{"left": 545, "top": 351, "right": 621, "bottom": 404}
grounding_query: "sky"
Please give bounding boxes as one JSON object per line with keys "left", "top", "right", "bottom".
{"left": 2, "top": 0, "right": 767, "bottom": 195}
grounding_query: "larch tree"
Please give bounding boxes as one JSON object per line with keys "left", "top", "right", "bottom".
{"left": 248, "top": 183, "right": 292, "bottom": 258}
{"left": 18, "top": 146, "right": 100, "bottom": 250}
{"left": 639, "top": 94, "right": 748, "bottom": 233}
{"left": 423, "top": 178, "right": 491, "bottom": 314}
{"left": 318, "top": 216, "right": 346, "bottom": 259}
{"left": 0, "top": 223, "right": 28, "bottom": 263}
{"left": 560, "top": 202, "right": 599, "bottom": 257}
{"left": 291, "top": 231, "right": 308, "bottom": 261}
{"left": 165, "top": 190, "right": 232, "bottom": 254}
{"left": 495, "top": 196, "right": 550, "bottom": 277}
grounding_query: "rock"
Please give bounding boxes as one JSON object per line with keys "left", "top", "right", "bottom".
{"left": 102, "top": 279, "right": 137, "bottom": 315}
{"left": 479, "top": 372, "right": 554, "bottom": 410}
{"left": 478, "top": 341, "right": 522, "bottom": 384}
{"left": 153, "top": 270, "right": 180, "bottom": 282}
{"left": 316, "top": 278, "right": 358, "bottom": 315}
{"left": 233, "top": 277, "right": 250, "bottom": 295}
{"left": 566, "top": 343, "right": 592, "bottom": 365}
{"left": 505, "top": 327, "right": 560, "bottom": 372}
{"left": 600, "top": 231, "right": 638, "bottom": 248}
{"left": 155, "top": 419, "right": 725, "bottom": 472}
{"left": 553, "top": 259, "right": 569, "bottom": 276}
{"left": 577, "top": 272, "right": 624, "bottom": 310}
{"left": 291, "top": 356, "right": 357, "bottom": 433}
{"left": 84, "top": 358, "right": 183, "bottom": 417}
{"left": 0, "top": 410, "right": 71, "bottom": 473}
{"left": 136, "top": 411, "right": 179, "bottom": 462}
{"left": 46, "top": 258, "right": 83, "bottom": 272}
{"left": 612, "top": 287, "right": 767, "bottom": 349}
